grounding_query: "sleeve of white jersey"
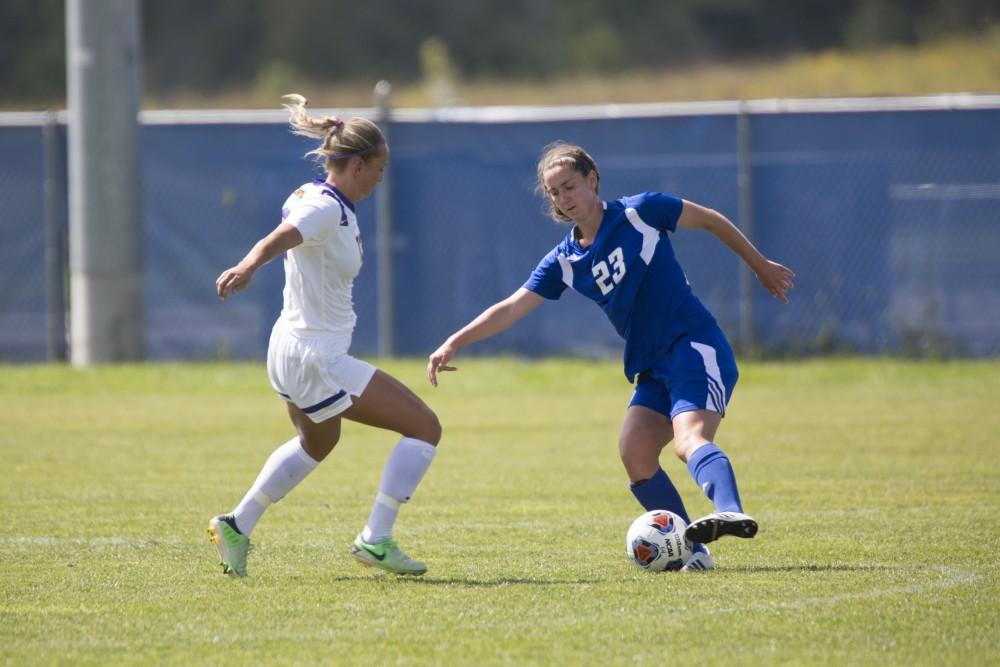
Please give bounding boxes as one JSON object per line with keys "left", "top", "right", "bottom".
{"left": 285, "top": 200, "right": 341, "bottom": 245}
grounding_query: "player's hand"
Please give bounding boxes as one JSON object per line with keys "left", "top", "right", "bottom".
{"left": 755, "top": 260, "right": 795, "bottom": 304}
{"left": 427, "top": 343, "right": 458, "bottom": 387}
{"left": 216, "top": 265, "right": 253, "bottom": 300}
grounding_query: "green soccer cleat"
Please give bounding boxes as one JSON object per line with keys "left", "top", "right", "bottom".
{"left": 351, "top": 534, "right": 427, "bottom": 576}
{"left": 208, "top": 515, "right": 251, "bottom": 578}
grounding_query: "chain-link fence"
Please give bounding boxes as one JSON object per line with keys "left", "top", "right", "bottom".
{"left": 1, "top": 97, "right": 998, "bottom": 362}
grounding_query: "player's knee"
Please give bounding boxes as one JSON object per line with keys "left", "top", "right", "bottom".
{"left": 409, "top": 407, "right": 442, "bottom": 446}
{"left": 301, "top": 433, "right": 339, "bottom": 462}
{"left": 620, "top": 451, "right": 657, "bottom": 482}
{"left": 423, "top": 412, "right": 442, "bottom": 445}
{"left": 672, "top": 433, "right": 707, "bottom": 462}
{"left": 619, "top": 439, "right": 653, "bottom": 472}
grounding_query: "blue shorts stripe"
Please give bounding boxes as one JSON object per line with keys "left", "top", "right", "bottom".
{"left": 301, "top": 390, "right": 348, "bottom": 414}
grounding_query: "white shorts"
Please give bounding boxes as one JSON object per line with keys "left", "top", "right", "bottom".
{"left": 266, "top": 324, "right": 376, "bottom": 423}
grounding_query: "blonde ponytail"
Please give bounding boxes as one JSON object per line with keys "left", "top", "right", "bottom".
{"left": 282, "top": 94, "right": 344, "bottom": 140}
{"left": 282, "top": 93, "right": 385, "bottom": 171}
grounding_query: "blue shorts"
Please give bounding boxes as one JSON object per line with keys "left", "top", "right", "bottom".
{"left": 629, "top": 324, "right": 739, "bottom": 420}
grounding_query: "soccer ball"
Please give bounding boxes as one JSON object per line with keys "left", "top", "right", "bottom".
{"left": 626, "top": 510, "right": 693, "bottom": 572}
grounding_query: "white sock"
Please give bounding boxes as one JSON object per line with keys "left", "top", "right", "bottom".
{"left": 362, "top": 437, "right": 437, "bottom": 542}
{"left": 231, "top": 437, "right": 319, "bottom": 536}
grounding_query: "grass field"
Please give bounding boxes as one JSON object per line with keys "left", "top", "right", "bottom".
{"left": 2, "top": 358, "right": 998, "bottom": 665}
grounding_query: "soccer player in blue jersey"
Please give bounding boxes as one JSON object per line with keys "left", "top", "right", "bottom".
{"left": 427, "top": 142, "right": 794, "bottom": 571}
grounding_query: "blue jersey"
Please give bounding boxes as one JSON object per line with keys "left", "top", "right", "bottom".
{"left": 523, "top": 192, "right": 715, "bottom": 380}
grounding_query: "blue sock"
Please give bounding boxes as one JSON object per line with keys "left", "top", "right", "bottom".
{"left": 686, "top": 443, "right": 744, "bottom": 513}
{"left": 630, "top": 469, "right": 707, "bottom": 554}
{"left": 629, "top": 468, "right": 691, "bottom": 523}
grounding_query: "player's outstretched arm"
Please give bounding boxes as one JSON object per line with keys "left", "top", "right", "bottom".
{"left": 427, "top": 288, "right": 544, "bottom": 386}
{"left": 216, "top": 223, "right": 304, "bottom": 300}
{"left": 677, "top": 200, "right": 795, "bottom": 303}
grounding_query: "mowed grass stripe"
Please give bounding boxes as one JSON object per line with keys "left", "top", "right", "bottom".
{"left": 1, "top": 359, "right": 997, "bottom": 665}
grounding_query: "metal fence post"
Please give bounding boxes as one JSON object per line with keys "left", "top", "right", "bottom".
{"left": 736, "top": 102, "right": 755, "bottom": 352}
{"left": 374, "top": 80, "right": 394, "bottom": 357}
{"left": 43, "top": 112, "right": 68, "bottom": 362}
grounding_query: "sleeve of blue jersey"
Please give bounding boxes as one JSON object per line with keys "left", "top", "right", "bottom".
{"left": 522, "top": 247, "right": 567, "bottom": 300}
{"left": 633, "top": 192, "right": 684, "bottom": 233}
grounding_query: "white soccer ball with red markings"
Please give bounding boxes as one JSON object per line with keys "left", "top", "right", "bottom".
{"left": 626, "top": 510, "right": 693, "bottom": 572}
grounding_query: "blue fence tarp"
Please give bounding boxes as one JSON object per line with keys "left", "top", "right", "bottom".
{"left": 1, "top": 102, "right": 998, "bottom": 361}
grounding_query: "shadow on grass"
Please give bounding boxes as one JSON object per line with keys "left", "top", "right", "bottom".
{"left": 388, "top": 576, "right": 600, "bottom": 587}
{"left": 315, "top": 564, "right": 893, "bottom": 584}
{"left": 724, "top": 563, "right": 897, "bottom": 574}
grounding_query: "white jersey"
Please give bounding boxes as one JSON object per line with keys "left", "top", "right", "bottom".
{"left": 276, "top": 179, "right": 364, "bottom": 338}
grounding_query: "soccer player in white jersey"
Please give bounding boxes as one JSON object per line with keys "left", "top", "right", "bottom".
{"left": 208, "top": 94, "right": 440, "bottom": 577}
{"left": 428, "top": 142, "right": 794, "bottom": 571}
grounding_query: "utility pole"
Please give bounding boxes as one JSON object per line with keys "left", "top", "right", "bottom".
{"left": 66, "top": 0, "right": 143, "bottom": 365}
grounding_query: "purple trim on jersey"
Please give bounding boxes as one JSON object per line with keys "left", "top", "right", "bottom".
{"left": 301, "top": 389, "right": 348, "bottom": 414}
{"left": 313, "top": 179, "right": 356, "bottom": 212}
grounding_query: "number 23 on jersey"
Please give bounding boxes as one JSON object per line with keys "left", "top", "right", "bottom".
{"left": 592, "top": 247, "right": 626, "bottom": 295}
